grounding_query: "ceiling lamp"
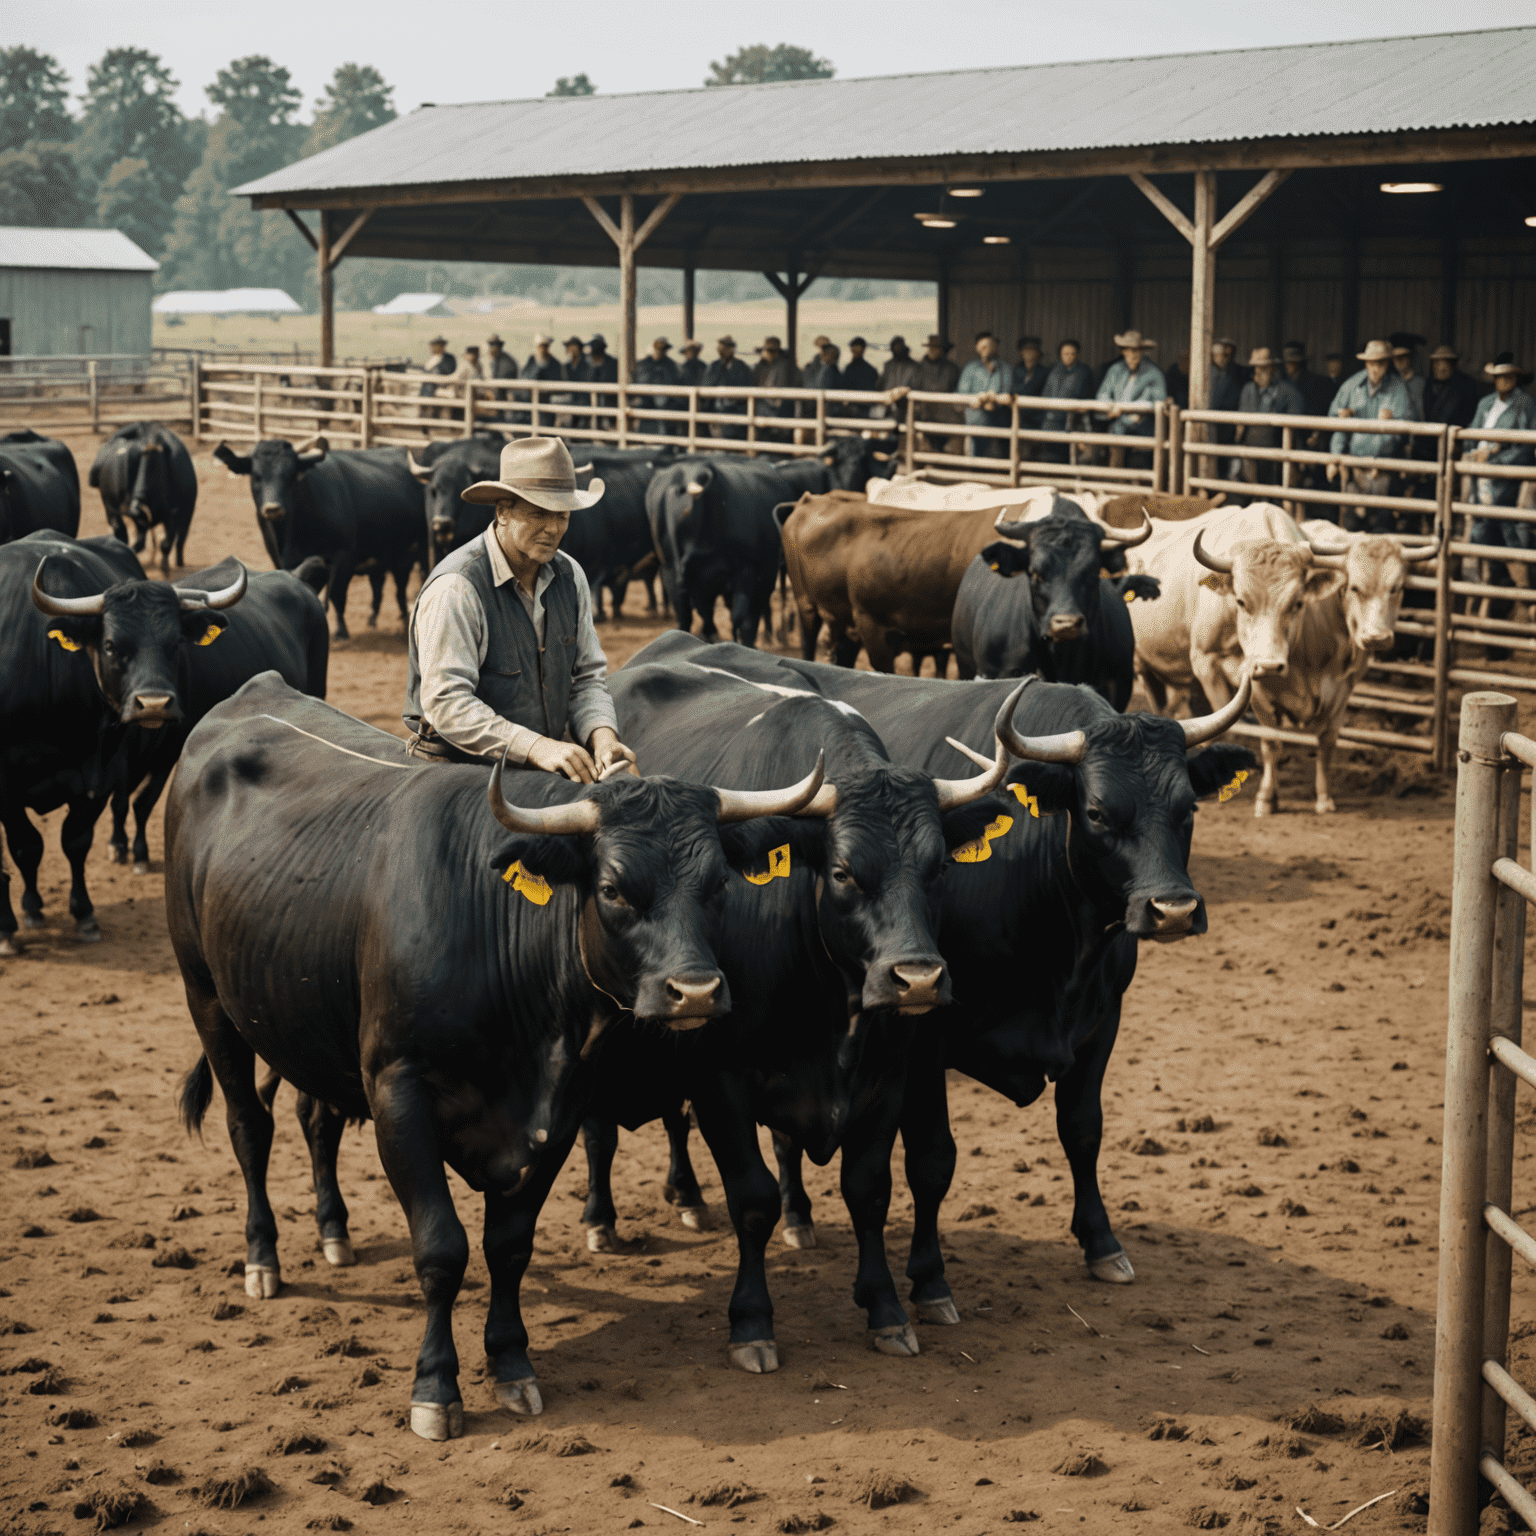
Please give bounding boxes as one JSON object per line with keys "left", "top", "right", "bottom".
{"left": 920, "top": 217, "right": 957, "bottom": 229}
{"left": 1526, "top": 215, "right": 1536, "bottom": 228}
{"left": 949, "top": 188, "right": 984, "bottom": 198}
{"left": 983, "top": 234, "right": 1011, "bottom": 244}
{"left": 1380, "top": 181, "right": 1443, "bottom": 194}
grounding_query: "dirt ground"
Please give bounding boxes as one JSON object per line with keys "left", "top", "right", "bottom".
{"left": 3, "top": 434, "right": 1534, "bottom": 1536}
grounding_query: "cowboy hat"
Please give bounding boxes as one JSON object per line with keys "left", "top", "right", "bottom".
{"left": 1282, "top": 342, "right": 1307, "bottom": 362}
{"left": 1246, "top": 347, "right": 1281, "bottom": 369}
{"left": 1114, "top": 329, "right": 1154, "bottom": 349}
{"left": 680, "top": 339, "right": 702, "bottom": 352}
{"left": 652, "top": 336, "right": 673, "bottom": 350}
{"left": 1356, "top": 339, "right": 1394, "bottom": 362}
{"left": 428, "top": 335, "right": 448, "bottom": 346}
{"left": 485, "top": 334, "right": 504, "bottom": 345}
{"left": 924, "top": 333, "right": 953, "bottom": 349}
{"left": 1487, "top": 352, "right": 1535, "bottom": 384}
{"left": 533, "top": 332, "right": 553, "bottom": 346}
{"left": 717, "top": 335, "right": 737, "bottom": 347}
{"left": 1429, "top": 344, "right": 1459, "bottom": 362}
{"left": 462, "top": 437, "right": 605, "bottom": 510}
{"left": 587, "top": 334, "right": 608, "bottom": 350}
{"left": 561, "top": 335, "right": 584, "bottom": 348}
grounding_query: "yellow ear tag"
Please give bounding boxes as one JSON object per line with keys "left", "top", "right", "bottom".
{"left": 743, "top": 843, "right": 791, "bottom": 885}
{"left": 989, "top": 562, "right": 1000, "bottom": 572}
{"left": 502, "top": 859, "right": 553, "bottom": 905}
{"left": 196, "top": 623, "right": 224, "bottom": 647}
{"left": 1008, "top": 783, "right": 1040, "bottom": 818}
{"left": 952, "top": 813, "right": 1014, "bottom": 864}
{"left": 1217, "top": 769, "right": 1250, "bottom": 804}
{"left": 1123, "top": 588, "right": 1137, "bottom": 604}
{"left": 47, "top": 628, "right": 81, "bottom": 653}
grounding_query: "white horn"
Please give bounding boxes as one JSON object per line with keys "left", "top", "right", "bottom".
{"left": 1099, "top": 509, "right": 1153, "bottom": 549}
{"left": 31, "top": 556, "right": 106, "bottom": 617}
{"left": 179, "top": 560, "right": 248, "bottom": 611}
{"left": 932, "top": 681, "right": 1026, "bottom": 810}
{"left": 489, "top": 751, "right": 602, "bottom": 837}
{"left": 1181, "top": 670, "right": 1252, "bottom": 747}
{"left": 999, "top": 677, "right": 1088, "bottom": 765}
{"left": 716, "top": 750, "right": 827, "bottom": 824}
{"left": 1192, "top": 528, "right": 1233, "bottom": 574}
{"left": 406, "top": 449, "right": 432, "bottom": 481}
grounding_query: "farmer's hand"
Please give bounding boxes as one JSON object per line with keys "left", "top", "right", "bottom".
{"left": 528, "top": 737, "right": 597, "bottom": 783}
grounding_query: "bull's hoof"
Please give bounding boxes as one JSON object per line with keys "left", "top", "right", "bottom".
{"left": 1314, "top": 796, "right": 1336, "bottom": 815}
{"left": 74, "top": 917, "right": 102, "bottom": 944}
{"left": 1089, "top": 1249, "right": 1136, "bottom": 1285}
{"left": 244, "top": 1264, "right": 281, "bottom": 1299}
{"left": 782, "top": 1222, "right": 817, "bottom": 1250}
{"left": 21, "top": 912, "right": 45, "bottom": 931}
{"left": 132, "top": 861, "right": 151, "bottom": 876}
{"left": 729, "top": 1339, "right": 779, "bottom": 1375}
{"left": 1253, "top": 800, "right": 1276, "bottom": 818}
{"left": 872, "top": 1323, "right": 920, "bottom": 1357}
{"left": 110, "top": 845, "right": 127, "bottom": 866}
{"left": 678, "top": 1205, "right": 710, "bottom": 1232}
{"left": 410, "top": 1400, "right": 464, "bottom": 1440}
{"left": 322, "top": 1237, "right": 356, "bottom": 1267}
{"left": 586, "top": 1224, "right": 624, "bottom": 1254}
{"left": 913, "top": 1297, "right": 961, "bottom": 1326}
{"left": 494, "top": 1376, "right": 543, "bottom": 1417}
{"left": 0, "top": 934, "right": 19, "bottom": 957}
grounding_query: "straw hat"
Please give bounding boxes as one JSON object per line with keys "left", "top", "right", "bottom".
{"left": 1246, "top": 347, "right": 1281, "bottom": 369}
{"left": 1113, "top": 329, "right": 1154, "bottom": 350}
{"left": 1486, "top": 352, "right": 1534, "bottom": 384}
{"left": 462, "top": 437, "right": 606, "bottom": 510}
{"left": 1429, "top": 344, "right": 1459, "bottom": 362}
{"left": 533, "top": 332, "right": 553, "bottom": 346}
{"left": 1356, "top": 339, "right": 1394, "bottom": 362}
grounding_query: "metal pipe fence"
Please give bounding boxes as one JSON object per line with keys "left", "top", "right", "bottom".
{"left": 1431, "top": 691, "right": 1536, "bottom": 1536}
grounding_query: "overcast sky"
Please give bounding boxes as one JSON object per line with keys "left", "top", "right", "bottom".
{"left": 28, "top": 0, "right": 1510, "bottom": 117}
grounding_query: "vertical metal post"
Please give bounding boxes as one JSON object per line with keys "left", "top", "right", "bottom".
{"left": 904, "top": 392, "right": 916, "bottom": 475}
{"left": 1433, "top": 427, "right": 1456, "bottom": 773}
{"left": 318, "top": 212, "right": 334, "bottom": 369}
{"left": 88, "top": 359, "right": 99, "bottom": 433}
{"left": 1008, "top": 398, "right": 1020, "bottom": 487}
{"left": 1430, "top": 690, "right": 1517, "bottom": 1536}
{"left": 189, "top": 354, "right": 202, "bottom": 442}
{"left": 1151, "top": 400, "right": 1165, "bottom": 492}
{"left": 1482, "top": 753, "right": 1526, "bottom": 1465}
{"left": 682, "top": 265, "right": 695, "bottom": 346}
{"left": 253, "top": 371, "right": 265, "bottom": 440}
{"left": 360, "top": 369, "right": 373, "bottom": 449}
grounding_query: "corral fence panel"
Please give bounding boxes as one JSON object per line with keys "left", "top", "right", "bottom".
{"left": 1432, "top": 691, "right": 1536, "bottom": 1536}
{"left": 0, "top": 353, "right": 195, "bottom": 433}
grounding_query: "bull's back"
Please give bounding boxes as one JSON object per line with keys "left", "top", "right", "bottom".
{"left": 951, "top": 557, "right": 1036, "bottom": 679}
{"left": 184, "top": 568, "right": 330, "bottom": 712}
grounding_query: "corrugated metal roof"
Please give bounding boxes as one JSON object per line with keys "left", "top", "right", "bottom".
{"left": 0, "top": 227, "right": 158, "bottom": 272}
{"left": 237, "top": 27, "right": 1536, "bottom": 200}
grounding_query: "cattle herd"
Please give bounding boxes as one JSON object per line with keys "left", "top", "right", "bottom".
{"left": 0, "top": 417, "right": 1436, "bottom": 1446}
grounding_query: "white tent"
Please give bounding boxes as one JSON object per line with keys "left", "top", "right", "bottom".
{"left": 153, "top": 288, "right": 302, "bottom": 315}
{"left": 371, "top": 292, "right": 449, "bottom": 316}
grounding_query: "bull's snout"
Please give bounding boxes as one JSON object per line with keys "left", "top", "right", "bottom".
{"left": 1360, "top": 630, "right": 1395, "bottom": 652}
{"left": 891, "top": 961, "right": 947, "bottom": 1013}
{"left": 1144, "top": 895, "right": 1201, "bottom": 941}
{"left": 1047, "top": 613, "right": 1086, "bottom": 642}
{"left": 125, "top": 693, "right": 180, "bottom": 728}
{"left": 634, "top": 970, "right": 729, "bottom": 1029}
{"left": 1250, "top": 657, "right": 1288, "bottom": 677}
{"left": 431, "top": 516, "right": 455, "bottom": 537}
{"left": 260, "top": 502, "right": 285, "bottom": 521}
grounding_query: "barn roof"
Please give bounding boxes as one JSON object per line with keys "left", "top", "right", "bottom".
{"left": 0, "top": 227, "right": 158, "bottom": 273}
{"left": 236, "top": 27, "right": 1536, "bottom": 201}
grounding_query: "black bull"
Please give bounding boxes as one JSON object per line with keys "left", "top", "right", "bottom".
{"left": 88, "top": 421, "right": 198, "bottom": 573}
{"left": 578, "top": 654, "right": 1019, "bottom": 1367}
{"left": 166, "top": 675, "right": 826, "bottom": 1439}
{"left": 0, "top": 430, "right": 80, "bottom": 544}
{"left": 619, "top": 632, "right": 1255, "bottom": 1315}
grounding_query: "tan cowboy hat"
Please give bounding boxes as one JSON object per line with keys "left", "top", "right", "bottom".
{"left": 1356, "top": 339, "right": 1394, "bottom": 362}
{"left": 1487, "top": 352, "right": 1535, "bottom": 384}
{"left": 1114, "top": 329, "right": 1154, "bottom": 349}
{"left": 1247, "top": 347, "right": 1281, "bottom": 368}
{"left": 462, "top": 437, "right": 605, "bottom": 510}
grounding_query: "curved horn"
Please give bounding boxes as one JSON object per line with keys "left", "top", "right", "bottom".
{"left": 489, "top": 751, "right": 602, "bottom": 837}
{"left": 31, "top": 555, "right": 105, "bottom": 617}
{"left": 1300, "top": 525, "right": 1351, "bottom": 566}
{"left": 1099, "top": 509, "right": 1153, "bottom": 550}
{"left": 1398, "top": 526, "right": 1444, "bottom": 564}
{"left": 932, "top": 681, "right": 1026, "bottom": 810}
{"left": 1192, "top": 528, "right": 1233, "bottom": 575}
{"left": 406, "top": 449, "right": 432, "bottom": 480}
{"left": 178, "top": 560, "right": 248, "bottom": 611}
{"left": 716, "top": 750, "right": 826, "bottom": 825}
{"left": 999, "top": 677, "right": 1088, "bottom": 765}
{"left": 1181, "top": 669, "right": 1252, "bottom": 747}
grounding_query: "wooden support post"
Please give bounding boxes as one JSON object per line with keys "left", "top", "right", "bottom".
{"left": 764, "top": 268, "right": 817, "bottom": 363}
{"left": 189, "top": 354, "right": 202, "bottom": 443}
{"left": 318, "top": 212, "right": 334, "bottom": 368}
{"left": 360, "top": 368, "right": 373, "bottom": 449}
{"left": 1433, "top": 427, "right": 1457, "bottom": 772}
{"left": 583, "top": 192, "right": 681, "bottom": 386}
{"left": 1189, "top": 172, "right": 1216, "bottom": 414}
{"left": 253, "top": 371, "right": 265, "bottom": 440}
{"left": 904, "top": 391, "right": 916, "bottom": 474}
{"left": 1430, "top": 689, "right": 1518, "bottom": 1536}
{"left": 683, "top": 264, "right": 696, "bottom": 343}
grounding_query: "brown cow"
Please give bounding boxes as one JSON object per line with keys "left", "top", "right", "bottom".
{"left": 779, "top": 488, "right": 1166, "bottom": 672}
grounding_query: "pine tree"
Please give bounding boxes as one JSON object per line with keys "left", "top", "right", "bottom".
{"left": 305, "top": 63, "right": 395, "bottom": 155}
{"left": 0, "top": 141, "right": 87, "bottom": 226}
{"left": 548, "top": 74, "right": 596, "bottom": 97}
{"left": 0, "top": 46, "right": 72, "bottom": 147}
{"left": 703, "top": 45, "right": 834, "bottom": 87}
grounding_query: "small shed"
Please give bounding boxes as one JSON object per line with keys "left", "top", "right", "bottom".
{"left": 0, "top": 227, "right": 158, "bottom": 357}
{"left": 370, "top": 292, "right": 449, "bottom": 316}
{"left": 152, "top": 288, "right": 303, "bottom": 316}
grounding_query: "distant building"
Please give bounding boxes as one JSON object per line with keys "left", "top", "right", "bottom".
{"left": 0, "top": 227, "right": 158, "bottom": 357}
{"left": 152, "top": 289, "right": 303, "bottom": 316}
{"left": 371, "top": 292, "right": 450, "bottom": 317}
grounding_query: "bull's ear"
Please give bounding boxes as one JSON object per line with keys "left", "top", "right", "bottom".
{"left": 1005, "top": 764, "right": 1075, "bottom": 817}
{"left": 1303, "top": 567, "right": 1346, "bottom": 601}
{"left": 1186, "top": 744, "right": 1258, "bottom": 800}
{"left": 719, "top": 818, "right": 823, "bottom": 876}
{"left": 45, "top": 616, "right": 98, "bottom": 653}
{"left": 1198, "top": 572, "right": 1234, "bottom": 596}
{"left": 181, "top": 612, "right": 226, "bottom": 646}
{"left": 1120, "top": 573, "right": 1162, "bottom": 601}
{"left": 980, "top": 540, "right": 1027, "bottom": 578}
{"left": 213, "top": 444, "right": 252, "bottom": 476}
{"left": 939, "top": 798, "right": 1008, "bottom": 853}
{"left": 487, "top": 835, "right": 586, "bottom": 892}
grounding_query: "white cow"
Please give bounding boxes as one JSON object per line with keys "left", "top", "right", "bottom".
{"left": 1129, "top": 503, "right": 1438, "bottom": 815}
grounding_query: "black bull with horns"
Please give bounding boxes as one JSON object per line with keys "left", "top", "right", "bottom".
{"left": 597, "top": 631, "right": 1255, "bottom": 1315}
{"left": 165, "top": 672, "right": 832, "bottom": 1441}
{"left": 0, "top": 533, "right": 249, "bottom": 947}
{"left": 576, "top": 655, "right": 1024, "bottom": 1369}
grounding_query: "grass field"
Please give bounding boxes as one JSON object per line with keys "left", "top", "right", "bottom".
{"left": 154, "top": 295, "right": 941, "bottom": 366}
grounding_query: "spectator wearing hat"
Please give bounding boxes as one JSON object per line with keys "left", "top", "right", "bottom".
{"left": 751, "top": 335, "right": 800, "bottom": 440}
{"left": 558, "top": 334, "right": 592, "bottom": 431}
{"left": 418, "top": 334, "right": 456, "bottom": 421}
{"left": 1095, "top": 329, "right": 1167, "bottom": 468}
{"left": 1326, "top": 339, "right": 1418, "bottom": 531}
{"left": 484, "top": 334, "right": 516, "bottom": 423}
{"left": 1389, "top": 332, "right": 1428, "bottom": 419}
{"left": 1231, "top": 347, "right": 1304, "bottom": 487}
{"left": 1013, "top": 336, "right": 1049, "bottom": 438}
{"left": 876, "top": 336, "right": 920, "bottom": 420}
{"left": 404, "top": 435, "right": 634, "bottom": 781}
{"left": 586, "top": 335, "right": 618, "bottom": 435}
{"left": 515, "top": 333, "right": 562, "bottom": 429}
{"left": 1282, "top": 342, "right": 1333, "bottom": 419}
{"left": 704, "top": 335, "right": 752, "bottom": 439}
{"left": 799, "top": 334, "right": 834, "bottom": 397}
{"left": 1467, "top": 354, "right": 1536, "bottom": 617}
{"left": 911, "top": 333, "right": 960, "bottom": 455}
{"left": 839, "top": 336, "right": 879, "bottom": 419}
{"left": 958, "top": 331, "right": 1013, "bottom": 460}
{"left": 635, "top": 336, "right": 683, "bottom": 437}
{"left": 1209, "top": 336, "right": 1244, "bottom": 450}
{"left": 446, "top": 344, "right": 484, "bottom": 424}
{"left": 679, "top": 340, "right": 706, "bottom": 390}
{"left": 1039, "top": 338, "right": 1095, "bottom": 464}
{"left": 1423, "top": 344, "right": 1480, "bottom": 430}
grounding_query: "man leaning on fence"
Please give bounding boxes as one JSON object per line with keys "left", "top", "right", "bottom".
{"left": 911, "top": 334, "right": 960, "bottom": 455}
{"left": 1231, "top": 347, "right": 1304, "bottom": 489}
{"left": 1326, "top": 338, "right": 1417, "bottom": 532}
{"left": 753, "top": 335, "right": 799, "bottom": 439}
{"left": 635, "top": 335, "right": 682, "bottom": 437}
{"left": 958, "top": 332, "right": 1012, "bottom": 460}
{"left": 486, "top": 334, "right": 517, "bottom": 423}
{"left": 1467, "top": 354, "right": 1536, "bottom": 620}
{"left": 704, "top": 336, "right": 751, "bottom": 440}
{"left": 515, "top": 333, "right": 561, "bottom": 430}
{"left": 1096, "top": 329, "right": 1166, "bottom": 470}
{"left": 1040, "top": 339, "right": 1094, "bottom": 464}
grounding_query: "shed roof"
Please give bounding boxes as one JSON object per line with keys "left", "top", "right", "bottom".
{"left": 0, "top": 227, "right": 158, "bottom": 273}
{"left": 152, "top": 288, "right": 301, "bottom": 314}
{"left": 237, "top": 27, "right": 1536, "bottom": 201}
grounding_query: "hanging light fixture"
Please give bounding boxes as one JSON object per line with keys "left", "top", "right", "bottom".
{"left": 949, "top": 188, "right": 984, "bottom": 198}
{"left": 920, "top": 217, "right": 957, "bottom": 229}
{"left": 983, "top": 234, "right": 1011, "bottom": 244}
{"left": 1379, "top": 182, "right": 1443, "bottom": 194}
{"left": 1525, "top": 215, "right": 1536, "bottom": 228}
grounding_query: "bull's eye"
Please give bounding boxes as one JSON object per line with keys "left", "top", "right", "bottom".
{"left": 1234, "top": 599, "right": 1246, "bottom": 611}
{"left": 1085, "top": 803, "right": 1108, "bottom": 828}
{"left": 101, "top": 639, "right": 116, "bottom": 656}
{"left": 830, "top": 866, "right": 852, "bottom": 886}
{"left": 599, "top": 881, "right": 626, "bottom": 906}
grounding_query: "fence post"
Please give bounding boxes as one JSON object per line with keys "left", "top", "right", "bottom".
{"left": 1008, "top": 398, "right": 1021, "bottom": 488}
{"left": 1167, "top": 403, "right": 1181, "bottom": 496}
{"left": 189, "top": 355, "right": 202, "bottom": 443}
{"left": 88, "top": 360, "right": 99, "bottom": 434}
{"left": 1482, "top": 751, "right": 1527, "bottom": 1467}
{"left": 815, "top": 391, "right": 826, "bottom": 450}
{"left": 1433, "top": 427, "right": 1456, "bottom": 773}
{"left": 253, "top": 372, "right": 265, "bottom": 440}
{"left": 904, "top": 393, "right": 916, "bottom": 475}
{"left": 1281, "top": 424, "right": 1294, "bottom": 513}
{"left": 687, "top": 388, "right": 698, "bottom": 453}
{"left": 618, "top": 385, "right": 629, "bottom": 449}
{"left": 1151, "top": 400, "right": 1165, "bottom": 493}
{"left": 462, "top": 380, "right": 474, "bottom": 439}
{"left": 360, "top": 370, "right": 373, "bottom": 449}
{"left": 1430, "top": 689, "right": 1517, "bottom": 1536}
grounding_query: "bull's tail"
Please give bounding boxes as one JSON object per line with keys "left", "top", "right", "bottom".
{"left": 178, "top": 1054, "right": 214, "bottom": 1136}
{"left": 292, "top": 555, "right": 329, "bottom": 594}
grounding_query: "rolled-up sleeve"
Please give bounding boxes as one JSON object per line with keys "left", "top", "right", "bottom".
{"left": 413, "top": 574, "right": 541, "bottom": 765}
{"left": 565, "top": 560, "right": 619, "bottom": 746}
